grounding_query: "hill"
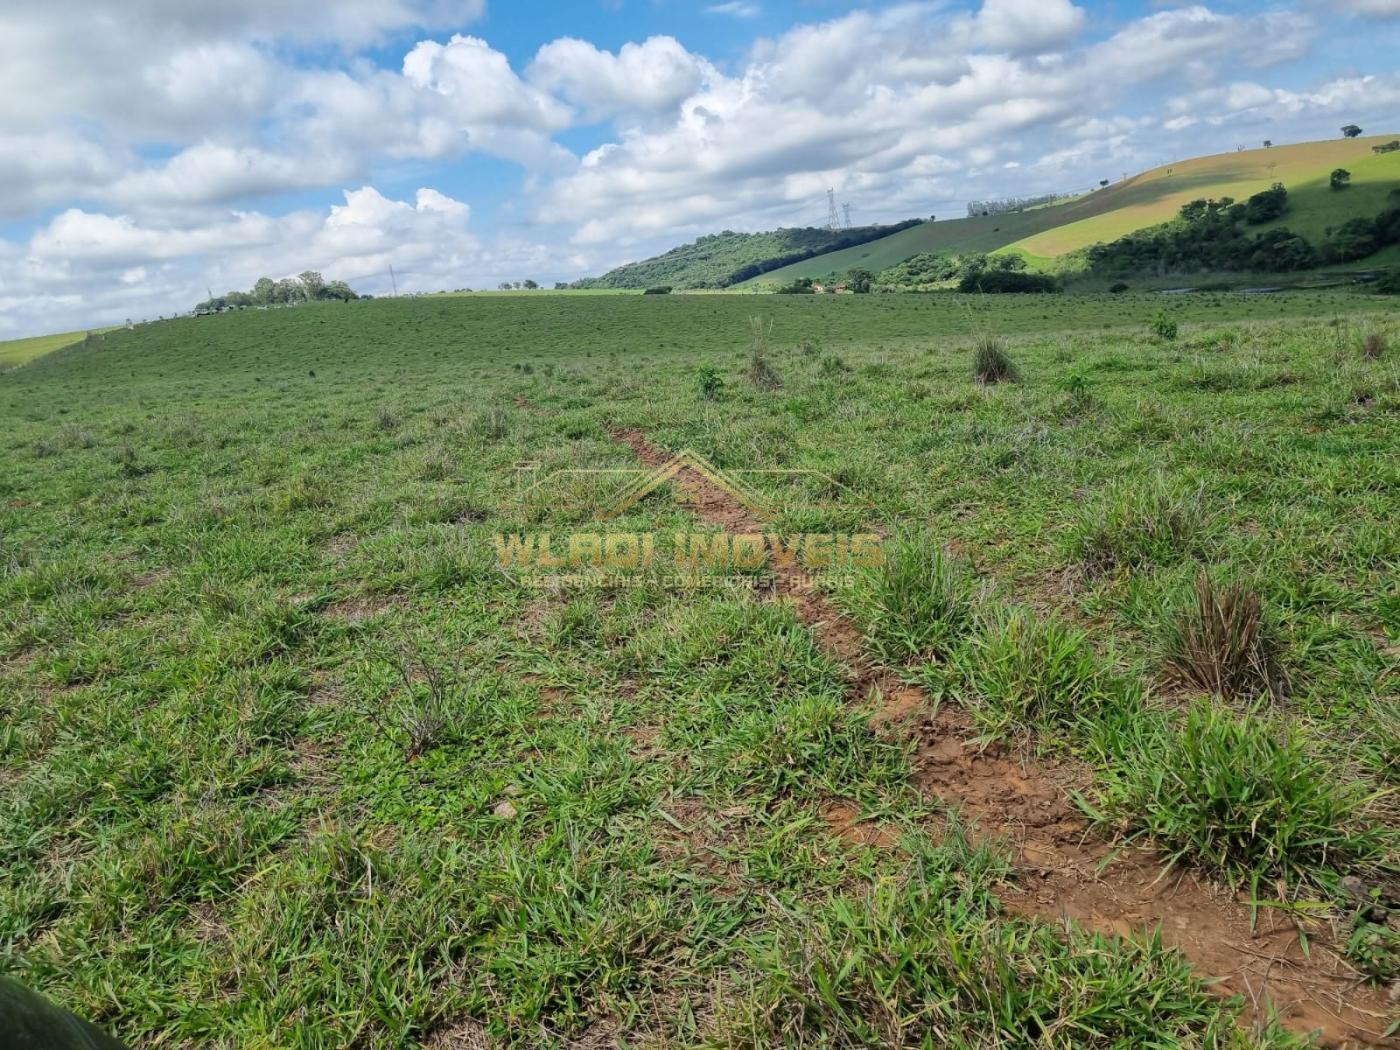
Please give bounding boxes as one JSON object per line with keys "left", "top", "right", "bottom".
{"left": 743, "top": 134, "right": 1400, "bottom": 286}
{"left": 0, "top": 328, "right": 112, "bottom": 371}
{"left": 574, "top": 220, "right": 921, "bottom": 289}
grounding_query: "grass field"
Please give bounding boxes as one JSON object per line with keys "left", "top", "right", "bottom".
{"left": 0, "top": 329, "right": 115, "bottom": 371}
{"left": 745, "top": 135, "right": 1400, "bottom": 286}
{"left": 2, "top": 290, "right": 1399, "bottom": 1047}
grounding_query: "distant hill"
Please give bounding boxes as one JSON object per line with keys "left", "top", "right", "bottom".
{"left": 742, "top": 134, "right": 1400, "bottom": 286}
{"left": 574, "top": 221, "right": 922, "bottom": 290}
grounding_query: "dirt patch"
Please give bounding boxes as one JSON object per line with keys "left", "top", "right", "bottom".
{"left": 131, "top": 568, "right": 174, "bottom": 590}
{"left": 323, "top": 595, "right": 405, "bottom": 625}
{"left": 610, "top": 427, "right": 1397, "bottom": 1048}
{"left": 822, "top": 802, "right": 901, "bottom": 849}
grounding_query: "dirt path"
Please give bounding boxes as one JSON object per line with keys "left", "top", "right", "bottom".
{"left": 611, "top": 426, "right": 1397, "bottom": 1049}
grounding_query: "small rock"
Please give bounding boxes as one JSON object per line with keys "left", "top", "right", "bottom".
{"left": 501, "top": 784, "right": 522, "bottom": 798}
{"left": 493, "top": 800, "right": 518, "bottom": 820}
{"left": 1340, "top": 875, "right": 1368, "bottom": 901}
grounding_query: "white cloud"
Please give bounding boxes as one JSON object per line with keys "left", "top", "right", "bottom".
{"left": 538, "top": 2, "right": 1316, "bottom": 245}
{"left": 1327, "top": 0, "right": 1400, "bottom": 17}
{"left": 966, "top": 0, "right": 1087, "bottom": 55}
{"left": 0, "top": 185, "right": 581, "bottom": 337}
{"left": 707, "top": 1, "right": 761, "bottom": 17}
{"left": 529, "top": 37, "right": 713, "bottom": 122}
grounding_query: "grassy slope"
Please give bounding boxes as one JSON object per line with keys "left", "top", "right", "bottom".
{"left": 746, "top": 135, "right": 1400, "bottom": 285}
{"left": 2, "top": 292, "right": 1398, "bottom": 1047}
{"left": 0, "top": 330, "right": 113, "bottom": 370}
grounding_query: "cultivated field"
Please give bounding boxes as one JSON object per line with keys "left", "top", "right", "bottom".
{"left": 2, "top": 291, "right": 1399, "bottom": 1047}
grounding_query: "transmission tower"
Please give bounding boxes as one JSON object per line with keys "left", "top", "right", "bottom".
{"left": 826, "top": 189, "right": 840, "bottom": 231}
{"left": 843, "top": 203, "right": 852, "bottom": 230}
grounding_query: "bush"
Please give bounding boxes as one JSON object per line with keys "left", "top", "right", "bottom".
{"left": 1362, "top": 332, "right": 1388, "bottom": 359}
{"left": 1248, "top": 228, "right": 1318, "bottom": 272}
{"left": 643, "top": 286, "right": 672, "bottom": 295}
{"left": 1161, "top": 573, "right": 1286, "bottom": 700}
{"left": 1330, "top": 168, "right": 1352, "bottom": 191}
{"left": 1109, "top": 281, "right": 1130, "bottom": 293}
{"left": 1093, "top": 701, "right": 1390, "bottom": 889}
{"left": 1150, "top": 311, "right": 1178, "bottom": 341}
{"left": 841, "top": 529, "right": 976, "bottom": 664}
{"left": 696, "top": 365, "right": 725, "bottom": 400}
{"left": 1376, "top": 271, "right": 1400, "bottom": 295}
{"left": 972, "top": 336, "right": 1017, "bottom": 384}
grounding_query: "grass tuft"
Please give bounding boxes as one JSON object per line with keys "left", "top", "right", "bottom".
{"left": 1092, "top": 701, "right": 1390, "bottom": 890}
{"left": 1362, "top": 331, "right": 1387, "bottom": 360}
{"left": 1067, "top": 475, "right": 1208, "bottom": 576}
{"left": 840, "top": 529, "right": 977, "bottom": 664}
{"left": 1162, "top": 572, "right": 1287, "bottom": 700}
{"left": 951, "top": 607, "right": 1141, "bottom": 738}
{"left": 746, "top": 317, "right": 783, "bottom": 390}
{"left": 972, "top": 335, "right": 1018, "bottom": 384}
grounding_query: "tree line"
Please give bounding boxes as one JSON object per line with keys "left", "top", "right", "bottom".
{"left": 196, "top": 271, "right": 360, "bottom": 313}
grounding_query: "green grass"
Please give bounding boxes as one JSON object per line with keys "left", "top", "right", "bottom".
{"left": 746, "top": 135, "right": 1400, "bottom": 285}
{"left": 2, "top": 290, "right": 1399, "bottom": 1045}
{"left": 0, "top": 328, "right": 116, "bottom": 370}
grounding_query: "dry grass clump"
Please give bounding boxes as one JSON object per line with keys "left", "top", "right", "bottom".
{"left": 1162, "top": 572, "right": 1286, "bottom": 700}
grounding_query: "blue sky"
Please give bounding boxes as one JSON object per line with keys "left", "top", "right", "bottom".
{"left": 1, "top": 0, "right": 1397, "bottom": 336}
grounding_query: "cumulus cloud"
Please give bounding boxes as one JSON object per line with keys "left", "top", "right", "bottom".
{"left": 0, "top": 185, "right": 581, "bottom": 338}
{"left": 528, "top": 37, "right": 713, "bottom": 122}
{"left": 538, "top": 1, "right": 1316, "bottom": 245}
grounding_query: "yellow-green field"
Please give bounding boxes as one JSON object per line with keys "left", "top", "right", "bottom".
{"left": 746, "top": 135, "right": 1400, "bottom": 286}
{"left": 0, "top": 329, "right": 115, "bottom": 371}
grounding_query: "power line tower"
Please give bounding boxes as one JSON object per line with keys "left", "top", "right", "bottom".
{"left": 843, "top": 203, "right": 852, "bottom": 230}
{"left": 826, "top": 189, "right": 840, "bottom": 232}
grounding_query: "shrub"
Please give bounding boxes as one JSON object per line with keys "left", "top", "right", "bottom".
{"left": 1067, "top": 476, "right": 1207, "bottom": 576}
{"left": 972, "top": 336, "right": 1017, "bottom": 384}
{"left": 1330, "top": 168, "right": 1352, "bottom": 191}
{"left": 643, "top": 286, "right": 672, "bottom": 295}
{"left": 841, "top": 530, "right": 977, "bottom": 664}
{"left": 1362, "top": 332, "right": 1388, "bottom": 360}
{"left": 1161, "top": 572, "right": 1286, "bottom": 700}
{"left": 1109, "top": 281, "right": 1130, "bottom": 293}
{"left": 1150, "top": 311, "right": 1178, "bottom": 342}
{"left": 1093, "top": 701, "right": 1390, "bottom": 889}
{"left": 696, "top": 365, "right": 725, "bottom": 400}
{"left": 1376, "top": 271, "right": 1400, "bottom": 295}
{"left": 951, "top": 607, "right": 1141, "bottom": 737}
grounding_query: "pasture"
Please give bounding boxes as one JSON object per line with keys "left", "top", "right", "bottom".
{"left": 2, "top": 290, "right": 1399, "bottom": 1047}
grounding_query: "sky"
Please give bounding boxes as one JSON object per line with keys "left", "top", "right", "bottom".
{"left": 1, "top": 0, "right": 1397, "bottom": 337}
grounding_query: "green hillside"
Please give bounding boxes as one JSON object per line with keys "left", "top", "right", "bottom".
{"left": 0, "top": 329, "right": 111, "bottom": 371}
{"left": 744, "top": 134, "right": 1400, "bottom": 286}
{"left": 575, "top": 221, "right": 920, "bottom": 289}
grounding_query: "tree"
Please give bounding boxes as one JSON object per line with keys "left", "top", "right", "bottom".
{"left": 323, "top": 280, "right": 357, "bottom": 301}
{"left": 1326, "top": 218, "right": 1379, "bottom": 262}
{"left": 273, "top": 278, "right": 300, "bottom": 303}
{"left": 498, "top": 281, "right": 513, "bottom": 291}
{"left": 252, "top": 277, "right": 275, "bottom": 305}
{"left": 522, "top": 279, "right": 539, "bottom": 290}
{"left": 1262, "top": 140, "right": 1273, "bottom": 148}
{"left": 1099, "top": 179, "right": 1110, "bottom": 188}
{"left": 845, "top": 268, "right": 873, "bottom": 294}
{"left": 1244, "top": 183, "right": 1288, "bottom": 224}
{"left": 1330, "top": 168, "right": 1352, "bottom": 191}
{"left": 298, "top": 271, "right": 325, "bottom": 301}
{"left": 1342, "top": 124, "right": 1363, "bottom": 139}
